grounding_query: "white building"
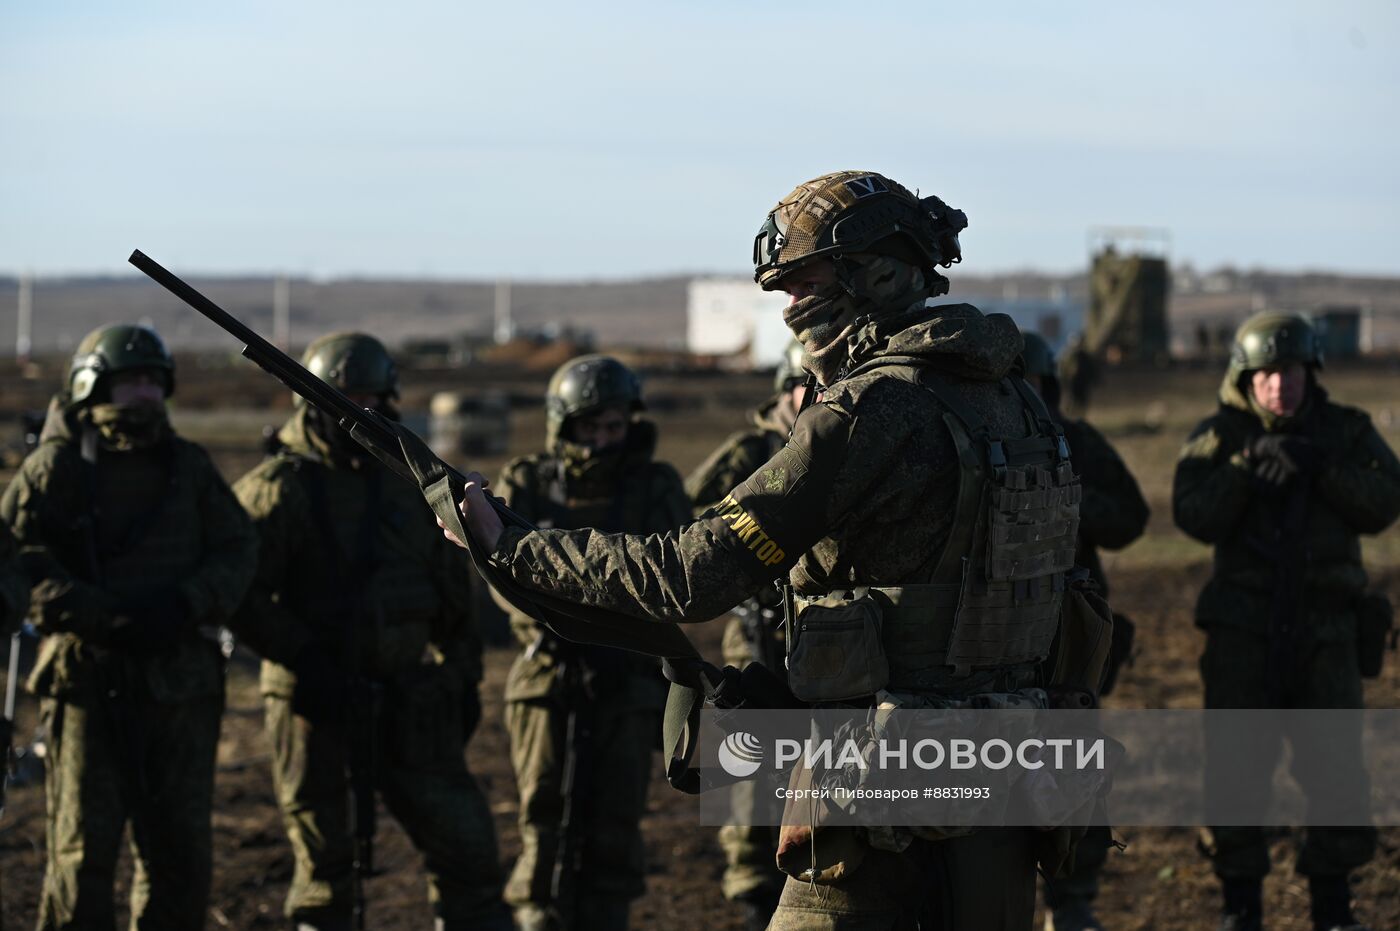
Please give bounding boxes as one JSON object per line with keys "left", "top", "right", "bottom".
{"left": 686, "top": 277, "right": 792, "bottom": 368}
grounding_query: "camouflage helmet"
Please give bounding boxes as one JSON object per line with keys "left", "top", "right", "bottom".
{"left": 68, "top": 323, "right": 175, "bottom": 405}
{"left": 299, "top": 332, "right": 399, "bottom": 407}
{"left": 752, "top": 170, "right": 968, "bottom": 290}
{"left": 1229, "top": 313, "right": 1323, "bottom": 373}
{"left": 774, "top": 340, "right": 807, "bottom": 393}
{"left": 1019, "top": 332, "right": 1057, "bottom": 379}
{"left": 545, "top": 354, "right": 644, "bottom": 441}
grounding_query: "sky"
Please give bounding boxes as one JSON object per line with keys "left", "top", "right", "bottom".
{"left": 2, "top": 1, "right": 1397, "bottom": 280}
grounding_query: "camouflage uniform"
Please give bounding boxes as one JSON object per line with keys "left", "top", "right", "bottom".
{"left": 1173, "top": 313, "right": 1400, "bottom": 929}
{"left": 1, "top": 325, "right": 258, "bottom": 931}
{"left": 1022, "top": 334, "right": 1150, "bottom": 929}
{"left": 496, "top": 363, "right": 691, "bottom": 929}
{"left": 685, "top": 378, "right": 798, "bottom": 920}
{"left": 478, "top": 171, "right": 1076, "bottom": 931}
{"left": 232, "top": 335, "right": 506, "bottom": 931}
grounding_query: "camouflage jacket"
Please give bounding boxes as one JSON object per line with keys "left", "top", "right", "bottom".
{"left": 485, "top": 303, "right": 1043, "bottom": 688}
{"left": 0, "top": 520, "right": 31, "bottom": 634}
{"left": 685, "top": 399, "right": 790, "bottom": 516}
{"left": 1173, "top": 376, "right": 1400, "bottom": 637}
{"left": 232, "top": 408, "right": 483, "bottom": 697}
{"left": 495, "top": 419, "right": 692, "bottom": 701}
{"left": 0, "top": 397, "right": 257, "bottom": 701}
{"left": 1059, "top": 417, "right": 1149, "bottom": 596}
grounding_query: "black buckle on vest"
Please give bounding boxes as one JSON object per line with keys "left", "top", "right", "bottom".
{"left": 987, "top": 439, "right": 1008, "bottom": 478}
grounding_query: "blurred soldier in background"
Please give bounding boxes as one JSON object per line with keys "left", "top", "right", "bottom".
{"left": 1059, "top": 334, "right": 1101, "bottom": 417}
{"left": 685, "top": 340, "right": 807, "bottom": 930}
{"left": 231, "top": 332, "right": 507, "bottom": 931}
{"left": 1, "top": 324, "right": 258, "bottom": 930}
{"left": 1174, "top": 313, "right": 1400, "bottom": 931}
{"left": 1022, "top": 331, "right": 1150, "bottom": 931}
{"left": 494, "top": 355, "right": 690, "bottom": 931}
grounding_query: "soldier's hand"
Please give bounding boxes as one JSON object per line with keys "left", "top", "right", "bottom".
{"left": 438, "top": 472, "right": 504, "bottom": 551}
{"left": 1247, "top": 434, "right": 1326, "bottom": 488}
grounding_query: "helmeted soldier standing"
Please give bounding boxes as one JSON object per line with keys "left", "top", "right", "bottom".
{"left": 1022, "top": 331, "right": 1150, "bottom": 931}
{"left": 230, "top": 333, "right": 508, "bottom": 931}
{"left": 444, "top": 171, "right": 1086, "bottom": 931}
{"left": 685, "top": 341, "right": 807, "bottom": 930}
{"left": 1173, "top": 313, "right": 1400, "bottom": 931}
{"left": 494, "top": 355, "right": 691, "bottom": 931}
{"left": 1, "top": 324, "right": 258, "bottom": 930}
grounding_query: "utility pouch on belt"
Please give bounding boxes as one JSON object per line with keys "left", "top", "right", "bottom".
{"left": 1356, "top": 591, "right": 1394, "bottom": 679}
{"left": 1044, "top": 571, "right": 1114, "bottom": 707}
{"left": 787, "top": 590, "right": 889, "bottom": 703}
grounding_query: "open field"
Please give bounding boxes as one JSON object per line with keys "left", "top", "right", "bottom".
{"left": 1, "top": 359, "right": 1399, "bottom": 929}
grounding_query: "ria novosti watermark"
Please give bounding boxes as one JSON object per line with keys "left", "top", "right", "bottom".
{"left": 719, "top": 731, "right": 1107, "bottom": 778}
{"left": 697, "top": 709, "right": 1400, "bottom": 830}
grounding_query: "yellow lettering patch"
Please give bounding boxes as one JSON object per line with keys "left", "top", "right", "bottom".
{"left": 715, "top": 494, "right": 787, "bottom": 567}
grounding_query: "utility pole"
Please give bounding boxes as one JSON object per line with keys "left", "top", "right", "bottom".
{"left": 494, "top": 278, "right": 513, "bottom": 344}
{"left": 16, "top": 271, "right": 32, "bottom": 362}
{"left": 273, "top": 275, "right": 291, "bottom": 349}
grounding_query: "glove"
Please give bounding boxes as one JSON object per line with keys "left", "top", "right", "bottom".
{"left": 290, "top": 648, "right": 347, "bottom": 725}
{"left": 108, "top": 588, "right": 188, "bottom": 651}
{"left": 461, "top": 683, "right": 482, "bottom": 746}
{"left": 1247, "top": 434, "right": 1327, "bottom": 488}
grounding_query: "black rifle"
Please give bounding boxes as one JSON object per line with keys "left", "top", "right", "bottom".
{"left": 1265, "top": 477, "right": 1310, "bottom": 705}
{"left": 127, "top": 250, "right": 514, "bottom": 521}
{"left": 733, "top": 589, "right": 785, "bottom": 675}
{"left": 348, "top": 673, "right": 381, "bottom": 931}
{"left": 1, "top": 630, "right": 18, "bottom": 819}
{"left": 128, "top": 249, "right": 734, "bottom": 795}
{"left": 296, "top": 459, "right": 383, "bottom": 930}
{"left": 534, "top": 634, "right": 593, "bottom": 927}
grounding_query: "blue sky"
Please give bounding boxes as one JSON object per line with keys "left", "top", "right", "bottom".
{"left": 2, "top": 1, "right": 1396, "bottom": 279}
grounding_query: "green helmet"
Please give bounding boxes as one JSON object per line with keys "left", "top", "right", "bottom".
{"left": 299, "top": 332, "right": 399, "bottom": 406}
{"left": 1019, "top": 332, "right": 1057, "bottom": 379}
{"left": 774, "top": 340, "right": 807, "bottom": 392}
{"left": 545, "top": 354, "right": 643, "bottom": 442}
{"left": 1229, "top": 313, "right": 1323, "bottom": 373}
{"left": 752, "top": 170, "right": 967, "bottom": 290}
{"left": 68, "top": 324, "right": 175, "bottom": 405}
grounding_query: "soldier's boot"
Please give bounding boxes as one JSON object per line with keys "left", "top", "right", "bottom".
{"left": 1218, "top": 878, "right": 1263, "bottom": 931}
{"left": 1044, "top": 897, "right": 1105, "bottom": 931}
{"left": 436, "top": 917, "right": 514, "bottom": 931}
{"left": 575, "top": 895, "right": 631, "bottom": 931}
{"left": 295, "top": 921, "right": 350, "bottom": 931}
{"left": 512, "top": 904, "right": 559, "bottom": 931}
{"left": 1308, "top": 875, "right": 1368, "bottom": 931}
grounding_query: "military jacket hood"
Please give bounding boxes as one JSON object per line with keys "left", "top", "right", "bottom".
{"left": 1217, "top": 365, "right": 1319, "bottom": 433}
{"left": 839, "top": 302, "right": 1024, "bottom": 386}
{"left": 749, "top": 396, "right": 793, "bottom": 437}
{"left": 550, "top": 418, "right": 661, "bottom": 494}
{"left": 274, "top": 406, "right": 365, "bottom": 467}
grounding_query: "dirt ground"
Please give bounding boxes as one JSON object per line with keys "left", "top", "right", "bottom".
{"left": 2, "top": 359, "right": 1399, "bottom": 930}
